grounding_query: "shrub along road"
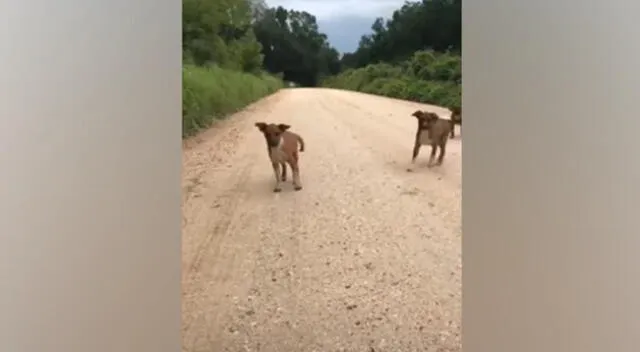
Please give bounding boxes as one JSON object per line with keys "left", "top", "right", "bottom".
{"left": 181, "top": 88, "right": 461, "bottom": 352}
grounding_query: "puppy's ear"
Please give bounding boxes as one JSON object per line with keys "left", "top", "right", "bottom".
{"left": 411, "top": 110, "right": 423, "bottom": 118}
{"left": 277, "top": 124, "right": 291, "bottom": 132}
{"left": 255, "top": 122, "right": 267, "bottom": 131}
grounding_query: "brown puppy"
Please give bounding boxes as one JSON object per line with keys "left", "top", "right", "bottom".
{"left": 448, "top": 106, "right": 462, "bottom": 138}
{"left": 255, "top": 122, "right": 305, "bottom": 192}
{"left": 408, "top": 110, "right": 452, "bottom": 171}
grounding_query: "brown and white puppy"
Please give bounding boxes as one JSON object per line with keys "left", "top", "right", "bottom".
{"left": 408, "top": 110, "right": 452, "bottom": 171}
{"left": 255, "top": 122, "right": 305, "bottom": 192}
{"left": 448, "top": 106, "right": 462, "bottom": 138}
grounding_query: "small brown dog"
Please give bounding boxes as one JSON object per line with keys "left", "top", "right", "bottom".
{"left": 255, "top": 122, "right": 305, "bottom": 192}
{"left": 408, "top": 110, "right": 452, "bottom": 170}
{"left": 448, "top": 106, "right": 462, "bottom": 138}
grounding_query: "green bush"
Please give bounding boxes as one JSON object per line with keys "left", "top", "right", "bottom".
{"left": 322, "top": 50, "right": 461, "bottom": 109}
{"left": 182, "top": 64, "right": 283, "bottom": 138}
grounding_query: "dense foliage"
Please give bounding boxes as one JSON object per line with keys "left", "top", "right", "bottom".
{"left": 181, "top": 0, "right": 462, "bottom": 137}
{"left": 182, "top": 0, "right": 263, "bottom": 71}
{"left": 323, "top": 0, "right": 461, "bottom": 109}
{"left": 323, "top": 50, "right": 461, "bottom": 108}
{"left": 182, "top": 64, "right": 283, "bottom": 137}
{"left": 252, "top": 4, "right": 341, "bottom": 87}
{"left": 181, "top": 0, "right": 281, "bottom": 137}
{"left": 181, "top": 0, "right": 343, "bottom": 137}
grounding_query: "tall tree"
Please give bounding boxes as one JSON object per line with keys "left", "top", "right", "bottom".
{"left": 341, "top": 0, "right": 461, "bottom": 70}
{"left": 182, "top": 0, "right": 264, "bottom": 72}
{"left": 253, "top": 6, "right": 341, "bottom": 86}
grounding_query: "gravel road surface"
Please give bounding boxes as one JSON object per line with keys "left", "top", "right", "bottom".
{"left": 182, "top": 88, "right": 461, "bottom": 352}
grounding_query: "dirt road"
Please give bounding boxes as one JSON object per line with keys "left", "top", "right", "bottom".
{"left": 182, "top": 88, "right": 461, "bottom": 352}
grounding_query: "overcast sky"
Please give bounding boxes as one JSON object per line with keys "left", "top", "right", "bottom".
{"left": 266, "top": 0, "right": 406, "bottom": 53}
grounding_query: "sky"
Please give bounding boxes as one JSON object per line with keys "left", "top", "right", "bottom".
{"left": 266, "top": 0, "right": 407, "bottom": 54}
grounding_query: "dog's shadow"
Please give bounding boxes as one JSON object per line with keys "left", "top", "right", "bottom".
{"left": 246, "top": 177, "right": 302, "bottom": 199}
{"left": 403, "top": 161, "right": 451, "bottom": 177}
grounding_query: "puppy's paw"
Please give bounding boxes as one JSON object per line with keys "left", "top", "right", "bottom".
{"left": 273, "top": 187, "right": 282, "bottom": 193}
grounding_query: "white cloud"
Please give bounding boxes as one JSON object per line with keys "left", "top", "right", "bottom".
{"left": 266, "top": 0, "right": 405, "bottom": 19}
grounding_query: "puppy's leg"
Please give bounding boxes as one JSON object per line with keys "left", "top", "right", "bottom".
{"left": 291, "top": 162, "right": 302, "bottom": 191}
{"left": 449, "top": 121, "right": 456, "bottom": 138}
{"left": 436, "top": 142, "right": 447, "bottom": 165}
{"left": 272, "top": 162, "right": 282, "bottom": 192}
{"left": 290, "top": 153, "right": 302, "bottom": 191}
{"left": 407, "top": 141, "right": 421, "bottom": 172}
{"left": 291, "top": 165, "right": 302, "bottom": 191}
{"left": 427, "top": 144, "right": 438, "bottom": 168}
{"left": 280, "top": 162, "right": 287, "bottom": 182}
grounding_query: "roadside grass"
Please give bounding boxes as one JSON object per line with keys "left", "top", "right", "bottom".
{"left": 182, "top": 64, "right": 283, "bottom": 138}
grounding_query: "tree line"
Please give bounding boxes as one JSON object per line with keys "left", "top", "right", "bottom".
{"left": 341, "top": 0, "right": 461, "bottom": 70}
{"left": 324, "top": 0, "right": 462, "bottom": 108}
{"left": 182, "top": 0, "right": 341, "bottom": 87}
{"left": 181, "top": 0, "right": 462, "bottom": 136}
{"left": 183, "top": 0, "right": 460, "bottom": 83}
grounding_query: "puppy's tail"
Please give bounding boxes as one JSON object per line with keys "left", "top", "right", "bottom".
{"left": 297, "top": 135, "right": 305, "bottom": 152}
